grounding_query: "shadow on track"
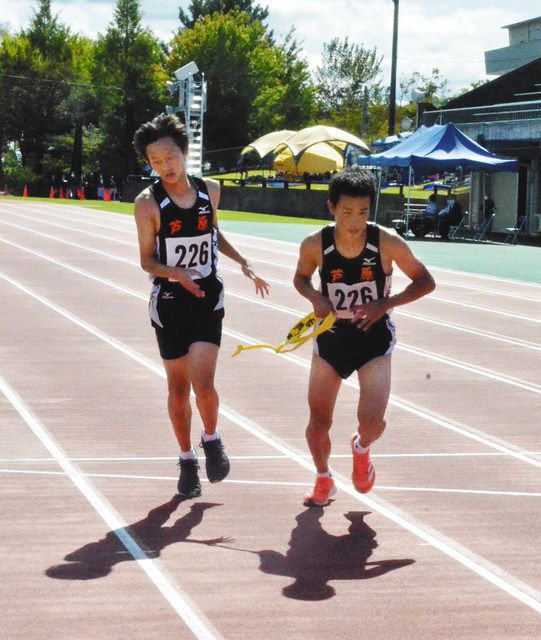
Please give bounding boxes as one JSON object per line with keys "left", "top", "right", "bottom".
{"left": 256, "top": 508, "right": 415, "bottom": 600}
{"left": 46, "top": 497, "right": 227, "bottom": 580}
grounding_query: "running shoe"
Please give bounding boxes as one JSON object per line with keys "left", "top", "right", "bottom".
{"left": 351, "top": 433, "right": 375, "bottom": 493}
{"left": 177, "top": 458, "right": 202, "bottom": 497}
{"left": 200, "top": 436, "right": 230, "bottom": 483}
{"left": 303, "top": 476, "right": 337, "bottom": 506}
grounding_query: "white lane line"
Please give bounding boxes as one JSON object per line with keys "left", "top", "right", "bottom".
{"left": 225, "top": 325, "right": 541, "bottom": 470}
{"left": 218, "top": 230, "right": 541, "bottom": 290}
{"left": 3, "top": 203, "right": 541, "bottom": 292}
{"left": 2, "top": 468, "right": 540, "bottom": 498}
{"left": 4, "top": 232, "right": 540, "bottom": 390}
{"left": 3, "top": 208, "right": 541, "bottom": 312}
{"left": 398, "top": 343, "right": 541, "bottom": 395}
{"left": 1, "top": 241, "right": 540, "bottom": 467}
{"left": 376, "top": 485, "right": 541, "bottom": 498}
{"left": 398, "top": 311, "right": 541, "bottom": 352}
{"left": 2, "top": 214, "right": 541, "bottom": 350}
{"left": 2, "top": 451, "right": 540, "bottom": 463}
{"left": 2, "top": 271, "right": 541, "bottom": 614}
{"left": 0, "top": 375, "right": 222, "bottom": 640}
{"left": 0, "top": 469, "right": 311, "bottom": 486}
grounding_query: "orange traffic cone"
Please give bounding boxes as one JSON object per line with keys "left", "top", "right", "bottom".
{"left": 104, "top": 188, "right": 111, "bottom": 202}
{"left": 80, "top": 187, "right": 85, "bottom": 200}
{"left": 49, "top": 186, "right": 55, "bottom": 198}
{"left": 59, "top": 187, "right": 64, "bottom": 199}
{"left": 23, "top": 185, "right": 29, "bottom": 197}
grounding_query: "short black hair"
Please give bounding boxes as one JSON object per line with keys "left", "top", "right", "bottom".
{"left": 133, "top": 113, "right": 189, "bottom": 160}
{"left": 328, "top": 167, "right": 376, "bottom": 206}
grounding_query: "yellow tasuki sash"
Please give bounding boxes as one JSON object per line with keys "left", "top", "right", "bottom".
{"left": 232, "top": 312, "right": 335, "bottom": 357}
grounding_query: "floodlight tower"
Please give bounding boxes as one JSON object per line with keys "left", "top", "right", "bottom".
{"left": 165, "top": 61, "right": 207, "bottom": 176}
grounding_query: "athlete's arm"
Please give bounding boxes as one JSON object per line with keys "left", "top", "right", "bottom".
{"left": 133, "top": 189, "right": 204, "bottom": 297}
{"left": 204, "top": 178, "right": 270, "bottom": 298}
{"left": 293, "top": 232, "right": 334, "bottom": 318}
{"left": 351, "top": 227, "right": 435, "bottom": 330}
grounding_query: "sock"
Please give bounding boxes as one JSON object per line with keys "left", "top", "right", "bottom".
{"left": 201, "top": 430, "right": 220, "bottom": 442}
{"left": 179, "top": 447, "right": 197, "bottom": 460}
{"left": 317, "top": 470, "right": 332, "bottom": 478}
{"left": 353, "top": 435, "right": 370, "bottom": 454}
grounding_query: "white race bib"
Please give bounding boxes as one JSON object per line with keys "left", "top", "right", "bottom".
{"left": 165, "top": 234, "right": 213, "bottom": 278}
{"left": 327, "top": 281, "right": 378, "bottom": 318}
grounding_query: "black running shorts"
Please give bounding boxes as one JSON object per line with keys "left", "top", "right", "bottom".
{"left": 314, "top": 315, "right": 396, "bottom": 379}
{"left": 149, "top": 283, "right": 224, "bottom": 360}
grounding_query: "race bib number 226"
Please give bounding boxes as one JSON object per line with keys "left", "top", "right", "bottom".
{"left": 327, "top": 281, "right": 378, "bottom": 318}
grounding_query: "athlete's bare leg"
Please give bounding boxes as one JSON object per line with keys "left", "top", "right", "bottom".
{"left": 163, "top": 355, "right": 192, "bottom": 451}
{"left": 163, "top": 342, "right": 220, "bottom": 451}
{"left": 188, "top": 341, "right": 220, "bottom": 436}
{"left": 356, "top": 354, "right": 392, "bottom": 447}
{"left": 306, "top": 353, "right": 342, "bottom": 473}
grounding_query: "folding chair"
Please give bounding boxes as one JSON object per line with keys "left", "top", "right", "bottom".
{"left": 473, "top": 213, "right": 495, "bottom": 242}
{"left": 504, "top": 216, "right": 527, "bottom": 244}
{"left": 448, "top": 213, "right": 467, "bottom": 240}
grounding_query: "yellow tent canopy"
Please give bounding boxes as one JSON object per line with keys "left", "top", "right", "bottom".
{"left": 274, "top": 142, "right": 344, "bottom": 174}
{"left": 275, "top": 125, "right": 370, "bottom": 157}
{"left": 241, "top": 130, "right": 295, "bottom": 159}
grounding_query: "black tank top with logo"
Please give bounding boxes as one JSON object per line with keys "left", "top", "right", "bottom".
{"left": 149, "top": 176, "right": 223, "bottom": 311}
{"left": 319, "top": 223, "right": 392, "bottom": 320}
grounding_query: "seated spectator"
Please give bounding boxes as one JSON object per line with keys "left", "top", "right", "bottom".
{"left": 425, "top": 193, "right": 439, "bottom": 217}
{"left": 438, "top": 195, "right": 462, "bottom": 240}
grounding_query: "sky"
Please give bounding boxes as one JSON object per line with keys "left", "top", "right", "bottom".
{"left": 3, "top": 0, "right": 541, "bottom": 97}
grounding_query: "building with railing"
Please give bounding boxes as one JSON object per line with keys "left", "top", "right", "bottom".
{"left": 422, "top": 52, "right": 541, "bottom": 237}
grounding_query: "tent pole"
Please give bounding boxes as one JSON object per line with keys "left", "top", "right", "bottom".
{"left": 406, "top": 166, "right": 413, "bottom": 234}
{"left": 374, "top": 169, "right": 382, "bottom": 223}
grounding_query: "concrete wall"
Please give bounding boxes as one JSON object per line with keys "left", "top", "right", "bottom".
{"left": 122, "top": 177, "right": 409, "bottom": 227}
{"left": 219, "top": 185, "right": 331, "bottom": 219}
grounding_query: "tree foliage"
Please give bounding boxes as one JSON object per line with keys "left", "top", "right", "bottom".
{"left": 92, "top": 0, "right": 167, "bottom": 176}
{"left": 178, "top": 0, "right": 269, "bottom": 29}
{"left": 0, "top": 0, "right": 75, "bottom": 180}
{"left": 399, "top": 68, "right": 449, "bottom": 106}
{"left": 315, "top": 37, "right": 382, "bottom": 116}
{"left": 168, "top": 11, "right": 315, "bottom": 161}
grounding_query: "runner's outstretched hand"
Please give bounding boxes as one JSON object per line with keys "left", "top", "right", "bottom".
{"left": 242, "top": 262, "right": 270, "bottom": 298}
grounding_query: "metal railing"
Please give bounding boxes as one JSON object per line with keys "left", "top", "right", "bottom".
{"left": 423, "top": 100, "right": 541, "bottom": 126}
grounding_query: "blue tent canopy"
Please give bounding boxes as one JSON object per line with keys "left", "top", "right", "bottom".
{"left": 358, "top": 123, "right": 518, "bottom": 172}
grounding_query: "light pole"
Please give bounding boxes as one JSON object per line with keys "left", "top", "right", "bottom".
{"left": 388, "top": 0, "right": 399, "bottom": 135}
{"left": 165, "top": 61, "right": 207, "bottom": 176}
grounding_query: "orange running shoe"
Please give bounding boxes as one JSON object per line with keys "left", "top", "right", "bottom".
{"left": 351, "top": 433, "right": 376, "bottom": 493}
{"left": 303, "top": 476, "right": 337, "bottom": 506}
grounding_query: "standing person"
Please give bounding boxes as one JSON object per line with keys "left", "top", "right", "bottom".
{"left": 294, "top": 167, "right": 435, "bottom": 506}
{"left": 133, "top": 113, "right": 269, "bottom": 498}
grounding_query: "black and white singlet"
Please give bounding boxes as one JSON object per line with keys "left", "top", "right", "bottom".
{"left": 320, "top": 222, "right": 392, "bottom": 319}
{"left": 315, "top": 222, "right": 396, "bottom": 378}
{"left": 148, "top": 176, "right": 224, "bottom": 328}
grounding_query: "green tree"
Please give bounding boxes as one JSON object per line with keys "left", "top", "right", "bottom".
{"left": 168, "top": 11, "right": 315, "bottom": 164}
{"left": 2, "top": 0, "right": 74, "bottom": 177}
{"left": 92, "top": 0, "right": 167, "bottom": 177}
{"left": 178, "top": 0, "right": 269, "bottom": 29}
{"left": 399, "top": 68, "right": 449, "bottom": 106}
{"left": 315, "top": 37, "right": 382, "bottom": 117}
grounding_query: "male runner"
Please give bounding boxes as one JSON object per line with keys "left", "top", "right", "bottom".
{"left": 133, "top": 113, "right": 269, "bottom": 498}
{"left": 294, "top": 167, "right": 435, "bottom": 506}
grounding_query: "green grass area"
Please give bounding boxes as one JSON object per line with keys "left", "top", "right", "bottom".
{"left": 1, "top": 195, "right": 325, "bottom": 224}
